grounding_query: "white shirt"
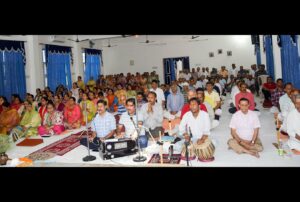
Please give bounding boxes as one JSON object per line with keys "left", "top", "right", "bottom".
{"left": 150, "top": 87, "right": 165, "bottom": 106}
{"left": 179, "top": 110, "right": 211, "bottom": 142}
{"left": 195, "top": 80, "right": 205, "bottom": 89}
{"left": 229, "top": 68, "right": 238, "bottom": 77}
{"left": 229, "top": 110, "right": 261, "bottom": 141}
{"left": 279, "top": 94, "right": 295, "bottom": 131}
{"left": 249, "top": 69, "right": 256, "bottom": 77}
{"left": 287, "top": 109, "right": 300, "bottom": 150}
{"left": 245, "top": 78, "right": 255, "bottom": 86}
{"left": 184, "top": 73, "right": 191, "bottom": 81}
{"left": 140, "top": 102, "right": 163, "bottom": 130}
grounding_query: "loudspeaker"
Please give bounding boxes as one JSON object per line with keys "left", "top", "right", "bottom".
{"left": 251, "top": 35, "right": 260, "bottom": 44}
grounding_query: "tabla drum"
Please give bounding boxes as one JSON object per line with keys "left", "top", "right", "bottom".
{"left": 181, "top": 142, "right": 196, "bottom": 161}
{"left": 194, "top": 138, "right": 215, "bottom": 162}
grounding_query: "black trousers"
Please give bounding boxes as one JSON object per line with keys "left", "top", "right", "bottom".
{"left": 80, "top": 137, "right": 100, "bottom": 150}
{"left": 262, "top": 89, "right": 271, "bottom": 100}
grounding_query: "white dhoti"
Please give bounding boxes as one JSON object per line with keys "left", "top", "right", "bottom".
{"left": 287, "top": 138, "right": 300, "bottom": 151}
{"left": 163, "top": 110, "right": 181, "bottom": 120}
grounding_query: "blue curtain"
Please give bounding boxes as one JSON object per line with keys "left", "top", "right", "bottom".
{"left": 84, "top": 49, "right": 102, "bottom": 84}
{"left": 280, "top": 35, "right": 300, "bottom": 88}
{"left": 46, "top": 45, "right": 72, "bottom": 91}
{"left": 0, "top": 40, "right": 26, "bottom": 102}
{"left": 264, "top": 35, "right": 275, "bottom": 80}
{"left": 255, "top": 43, "right": 261, "bottom": 66}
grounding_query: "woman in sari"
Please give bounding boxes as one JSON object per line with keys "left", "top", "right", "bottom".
{"left": 54, "top": 95, "right": 65, "bottom": 112}
{"left": 79, "top": 93, "right": 96, "bottom": 125}
{"left": 64, "top": 97, "right": 82, "bottom": 129}
{"left": 106, "top": 88, "right": 118, "bottom": 112}
{"left": 10, "top": 94, "right": 25, "bottom": 117}
{"left": 11, "top": 100, "right": 41, "bottom": 139}
{"left": 38, "top": 101, "right": 65, "bottom": 136}
{"left": 0, "top": 102, "right": 20, "bottom": 134}
{"left": 0, "top": 96, "right": 8, "bottom": 114}
{"left": 38, "top": 97, "right": 48, "bottom": 123}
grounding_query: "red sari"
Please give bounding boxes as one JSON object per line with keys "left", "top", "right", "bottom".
{"left": 39, "top": 105, "right": 47, "bottom": 123}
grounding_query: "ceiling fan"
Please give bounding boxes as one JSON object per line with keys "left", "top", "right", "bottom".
{"left": 67, "top": 35, "right": 89, "bottom": 43}
{"left": 104, "top": 39, "right": 117, "bottom": 48}
{"left": 139, "top": 35, "right": 155, "bottom": 44}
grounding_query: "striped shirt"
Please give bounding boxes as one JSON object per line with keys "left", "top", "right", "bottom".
{"left": 117, "top": 104, "right": 127, "bottom": 115}
{"left": 91, "top": 112, "right": 116, "bottom": 138}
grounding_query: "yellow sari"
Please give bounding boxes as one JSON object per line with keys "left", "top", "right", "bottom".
{"left": 80, "top": 100, "right": 96, "bottom": 124}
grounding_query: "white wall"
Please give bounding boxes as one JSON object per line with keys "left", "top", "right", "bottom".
{"left": 0, "top": 35, "right": 258, "bottom": 94}
{"left": 101, "top": 35, "right": 256, "bottom": 83}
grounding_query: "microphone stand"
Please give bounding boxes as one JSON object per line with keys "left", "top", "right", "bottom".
{"left": 131, "top": 116, "right": 147, "bottom": 162}
{"left": 83, "top": 102, "right": 96, "bottom": 162}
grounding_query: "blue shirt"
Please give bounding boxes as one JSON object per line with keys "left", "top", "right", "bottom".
{"left": 167, "top": 92, "right": 184, "bottom": 112}
{"left": 117, "top": 104, "right": 127, "bottom": 115}
{"left": 91, "top": 112, "right": 116, "bottom": 138}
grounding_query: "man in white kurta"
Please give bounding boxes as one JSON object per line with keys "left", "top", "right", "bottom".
{"left": 277, "top": 83, "right": 294, "bottom": 133}
{"left": 175, "top": 98, "right": 212, "bottom": 153}
{"left": 287, "top": 95, "right": 300, "bottom": 151}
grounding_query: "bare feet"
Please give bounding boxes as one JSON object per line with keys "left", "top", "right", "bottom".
{"left": 250, "top": 151, "right": 260, "bottom": 158}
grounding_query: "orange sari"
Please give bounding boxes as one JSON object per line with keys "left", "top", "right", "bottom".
{"left": 0, "top": 109, "right": 20, "bottom": 134}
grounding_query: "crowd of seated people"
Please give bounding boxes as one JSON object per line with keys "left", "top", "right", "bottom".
{"left": 1, "top": 65, "right": 300, "bottom": 158}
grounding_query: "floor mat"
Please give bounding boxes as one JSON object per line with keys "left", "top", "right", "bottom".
{"left": 148, "top": 154, "right": 181, "bottom": 164}
{"left": 28, "top": 131, "right": 88, "bottom": 156}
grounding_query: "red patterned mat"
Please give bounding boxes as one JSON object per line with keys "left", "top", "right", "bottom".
{"left": 29, "top": 131, "right": 91, "bottom": 156}
{"left": 148, "top": 154, "right": 181, "bottom": 164}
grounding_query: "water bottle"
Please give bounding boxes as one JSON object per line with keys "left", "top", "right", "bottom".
{"left": 278, "top": 140, "right": 284, "bottom": 156}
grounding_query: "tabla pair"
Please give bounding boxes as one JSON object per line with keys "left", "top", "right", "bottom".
{"left": 181, "top": 138, "right": 215, "bottom": 162}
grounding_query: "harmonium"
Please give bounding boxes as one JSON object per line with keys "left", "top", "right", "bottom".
{"left": 99, "top": 138, "right": 137, "bottom": 160}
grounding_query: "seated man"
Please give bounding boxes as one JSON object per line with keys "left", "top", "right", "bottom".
{"left": 64, "top": 97, "right": 82, "bottom": 129}
{"left": 136, "top": 92, "right": 147, "bottom": 113}
{"left": 140, "top": 91, "right": 163, "bottom": 139}
{"left": 270, "top": 79, "right": 285, "bottom": 113}
{"left": 228, "top": 98, "right": 263, "bottom": 158}
{"left": 0, "top": 101, "right": 20, "bottom": 135}
{"left": 117, "top": 94, "right": 127, "bottom": 115}
{"left": 80, "top": 100, "right": 116, "bottom": 150}
{"left": 262, "top": 76, "right": 276, "bottom": 108}
{"left": 177, "top": 98, "right": 214, "bottom": 159}
{"left": 38, "top": 101, "right": 65, "bottom": 136}
{"left": 205, "top": 82, "right": 222, "bottom": 120}
{"left": 11, "top": 100, "right": 41, "bottom": 140}
{"left": 180, "top": 89, "right": 207, "bottom": 119}
{"left": 196, "top": 88, "right": 219, "bottom": 130}
{"left": 286, "top": 94, "right": 300, "bottom": 152}
{"left": 117, "top": 98, "right": 146, "bottom": 140}
{"left": 229, "top": 82, "right": 256, "bottom": 114}
{"left": 164, "top": 84, "right": 184, "bottom": 119}
{"left": 277, "top": 86, "right": 297, "bottom": 134}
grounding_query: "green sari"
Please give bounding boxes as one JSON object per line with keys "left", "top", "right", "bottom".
{"left": 12, "top": 110, "right": 41, "bottom": 138}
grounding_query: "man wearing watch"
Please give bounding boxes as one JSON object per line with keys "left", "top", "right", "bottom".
{"left": 228, "top": 98, "right": 263, "bottom": 158}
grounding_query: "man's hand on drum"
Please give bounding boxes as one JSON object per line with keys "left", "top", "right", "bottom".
{"left": 197, "top": 135, "right": 208, "bottom": 145}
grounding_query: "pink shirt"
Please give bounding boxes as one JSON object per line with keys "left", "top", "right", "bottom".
{"left": 229, "top": 110, "right": 261, "bottom": 141}
{"left": 235, "top": 92, "right": 255, "bottom": 111}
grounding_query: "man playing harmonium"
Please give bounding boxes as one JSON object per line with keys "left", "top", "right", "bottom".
{"left": 80, "top": 99, "right": 116, "bottom": 151}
